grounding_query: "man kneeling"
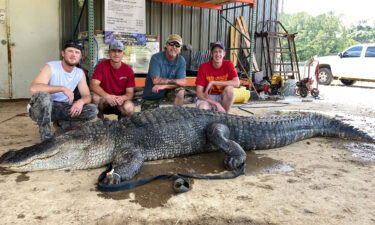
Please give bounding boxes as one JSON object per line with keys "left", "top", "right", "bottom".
{"left": 90, "top": 40, "right": 135, "bottom": 119}
{"left": 29, "top": 40, "right": 98, "bottom": 141}
{"left": 195, "top": 42, "right": 240, "bottom": 113}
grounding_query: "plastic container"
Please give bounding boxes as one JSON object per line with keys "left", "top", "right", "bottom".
{"left": 234, "top": 87, "right": 250, "bottom": 103}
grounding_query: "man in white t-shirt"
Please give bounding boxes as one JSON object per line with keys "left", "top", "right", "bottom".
{"left": 28, "top": 40, "right": 98, "bottom": 141}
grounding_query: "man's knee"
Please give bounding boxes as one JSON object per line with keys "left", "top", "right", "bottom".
{"left": 29, "top": 92, "right": 52, "bottom": 122}
{"left": 196, "top": 101, "right": 212, "bottom": 110}
{"left": 222, "top": 86, "right": 235, "bottom": 97}
{"left": 176, "top": 89, "right": 185, "bottom": 100}
{"left": 120, "top": 100, "right": 134, "bottom": 115}
{"left": 92, "top": 93, "right": 101, "bottom": 105}
{"left": 171, "top": 88, "right": 185, "bottom": 107}
{"left": 30, "top": 92, "right": 52, "bottom": 108}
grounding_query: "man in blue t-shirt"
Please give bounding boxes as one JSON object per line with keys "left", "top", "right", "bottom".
{"left": 141, "top": 34, "right": 186, "bottom": 111}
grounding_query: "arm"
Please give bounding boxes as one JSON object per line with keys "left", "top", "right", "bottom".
{"left": 196, "top": 85, "right": 226, "bottom": 113}
{"left": 115, "top": 87, "right": 134, "bottom": 105}
{"left": 90, "top": 78, "right": 117, "bottom": 106}
{"left": 152, "top": 76, "right": 186, "bottom": 87}
{"left": 68, "top": 73, "right": 92, "bottom": 117}
{"left": 151, "top": 77, "right": 186, "bottom": 93}
{"left": 205, "top": 77, "right": 240, "bottom": 94}
{"left": 122, "top": 87, "right": 134, "bottom": 100}
{"left": 29, "top": 64, "right": 74, "bottom": 103}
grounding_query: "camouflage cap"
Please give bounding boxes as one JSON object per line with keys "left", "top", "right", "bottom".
{"left": 166, "top": 34, "right": 183, "bottom": 45}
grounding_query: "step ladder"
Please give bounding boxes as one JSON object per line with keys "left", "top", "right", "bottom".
{"left": 256, "top": 20, "right": 300, "bottom": 80}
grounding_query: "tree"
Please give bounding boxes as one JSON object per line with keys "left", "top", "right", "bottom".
{"left": 281, "top": 12, "right": 355, "bottom": 61}
{"left": 347, "top": 20, "right": 375, "bottom": 43}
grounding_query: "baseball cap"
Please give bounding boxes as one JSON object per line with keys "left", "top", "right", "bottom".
{"left": 63, "top": 40, "right": 83, "bottom": 52}
{"left": 166, "top": 34, "right": 183, "bottom": 45}
{"left": 109, "top": 40, "right": 124, "bottom": 51}
{"left": 210, "top": 41, "right": 225, "bottom": 51}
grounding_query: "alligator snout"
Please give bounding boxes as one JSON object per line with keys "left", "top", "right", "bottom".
{"left": 0, "top": 151, "right": 16, "bottom": 164}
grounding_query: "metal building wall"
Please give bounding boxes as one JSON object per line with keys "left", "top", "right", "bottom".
{"left": 60, "top": 0, "right": 280, "bottom": 72}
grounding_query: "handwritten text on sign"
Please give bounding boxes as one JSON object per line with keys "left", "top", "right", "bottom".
{"left": 104, "top": 0, "right": 145, "bottom": 34}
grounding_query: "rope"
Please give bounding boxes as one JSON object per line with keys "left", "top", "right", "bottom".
{"left": 97, "top": 163, "right": 246, "bottom": 193}
{"left": 237, "top": 101, "right": 289, "bottom": 109}
{"left": 0, "top": 113, "right": 28, "bottom": 124}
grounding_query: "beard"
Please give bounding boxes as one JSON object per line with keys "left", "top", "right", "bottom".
{"left": 63, "top": 57, "right": 79, "bottom": 67}
{"left": 167, "top": 51, "right": 177, "bottom": 58}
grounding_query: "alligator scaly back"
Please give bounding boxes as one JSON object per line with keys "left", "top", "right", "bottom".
{"left": 117, "top": 107, "right": 374, "bottom": 150}
{"left": 0, "top": 107, "right": 374, "bottom": 181}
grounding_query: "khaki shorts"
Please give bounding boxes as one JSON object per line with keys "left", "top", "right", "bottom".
{"left": 141, "top": 87, "right": 184, "bottom": 111}
{"left": 196, "top": 94, "right": 222, "bottom": 110}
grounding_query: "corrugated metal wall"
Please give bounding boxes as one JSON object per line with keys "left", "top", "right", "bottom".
{"left": 60, "top": 0, "right": 280, "bottom": 72}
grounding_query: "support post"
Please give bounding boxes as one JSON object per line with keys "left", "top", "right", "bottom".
{"left": 248, "top": 0, "right": 257, "bottom": 83}
{"left": 71, "top": 0, "right": 77, "bottom": 40}
{"left": 88, "top": 0, "right": 95, "bottom": 78}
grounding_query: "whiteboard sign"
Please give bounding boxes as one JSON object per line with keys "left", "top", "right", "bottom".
{"left": 104, "top": 0, "right": 145, "bottom": 34}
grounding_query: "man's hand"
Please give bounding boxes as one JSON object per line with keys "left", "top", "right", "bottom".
{"left": 62, "top": 87, "right": 75, "bottom": 104}
{"left": 114, "top": 95, "right": 126, "bottom": 106}
{"left": 152, "top": 85, "right": 167, "bottom": 93}
{"left": 214, "top": 102, "right": 226, "bottom": 113}
{"left": 69, "top": 100, "right": 84, "bottom": 117}
{"left": 203, "top": 92, "right": 226, "bottom": 112}
{"left": 204, "top": 81, "right": 216, "bottom": 95}
{"left": 104, "top": 94, "right": 118, "bottom": 107}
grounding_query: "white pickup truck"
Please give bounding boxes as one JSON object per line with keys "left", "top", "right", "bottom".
{"left": 314, "top": 43, "right": 375, "bottom": 85}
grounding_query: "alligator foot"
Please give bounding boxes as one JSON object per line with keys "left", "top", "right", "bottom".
{"left": 206, "top": 123, "right": 247, "bottom": 171}
{"left": 224, "top": 153, "right": 246, "bottom": 171}
{"left": 101, "top": 169, "right": 122, "bottom": 185}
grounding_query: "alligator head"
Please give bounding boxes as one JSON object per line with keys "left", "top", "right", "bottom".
{"left": 0, "top": 122, "right": 115, "bottom": 172}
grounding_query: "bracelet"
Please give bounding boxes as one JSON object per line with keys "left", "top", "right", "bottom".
{"left": 167, "top": 80, "right": 177, "bottom": 85}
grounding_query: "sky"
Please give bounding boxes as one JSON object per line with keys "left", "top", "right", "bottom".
{"left": 281, "top": 0, "right": 375, "bottom": 26}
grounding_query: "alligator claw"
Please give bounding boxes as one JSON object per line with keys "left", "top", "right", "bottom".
{"left": 224, "top": 155, "right": 245, "bottom": 171}
{"left": 102, "top": 173, "right": 122, "bottom": 185}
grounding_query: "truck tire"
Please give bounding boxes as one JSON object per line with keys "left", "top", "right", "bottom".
{"left": 318, "top": 67, "right": 333, "bottom": 85}
{"left": 340, "top": 79, "right": 356, "bottom": 86}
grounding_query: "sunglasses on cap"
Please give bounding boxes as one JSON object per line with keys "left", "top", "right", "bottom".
{"left": 168, "top": 41, "right": 181, "bottom": 48}
{"left": 63, "top": 40, "right": 83, "bottom": 51}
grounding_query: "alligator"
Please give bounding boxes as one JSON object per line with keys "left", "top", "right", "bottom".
{"left": 0, "top": 107, "right": 374, "bottom": 186}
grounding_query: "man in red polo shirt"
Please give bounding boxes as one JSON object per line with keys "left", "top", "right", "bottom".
{"left": 195, "top": 41, "right": 240, "bottom": 113}
{"left": 90, "top": 40, "right": 135, "bottom": 119}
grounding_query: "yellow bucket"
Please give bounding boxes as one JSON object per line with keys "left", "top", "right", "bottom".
{"left": 234, "top": 87, "right": 250, "bottom": 103}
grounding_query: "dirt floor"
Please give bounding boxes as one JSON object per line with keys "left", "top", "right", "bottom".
{"left": 1, "top": 82, "right": 375, "bottom": 225}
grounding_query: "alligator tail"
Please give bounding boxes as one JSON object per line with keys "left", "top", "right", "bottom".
{"left": 319, "top": 115, "right": 375, "bottom": 143}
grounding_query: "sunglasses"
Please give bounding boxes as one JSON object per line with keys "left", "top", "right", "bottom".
{"left": 64, "top": 40, "right": 83, "bottom": 51}
{"left": 168, "top": 42, "right": 181, "bottom": 48}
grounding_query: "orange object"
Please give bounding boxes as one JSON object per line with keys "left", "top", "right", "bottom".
{"left": 152, "top": 0, "right": 254, "bottom": 10}
{"left": 135, "top": 78, "right": 146, "bottom": 87}
{"left": 135, "top": 77, "right": 197, "bottom": 87}
{"left": 239, "top": 77, "right": 251, "bottom": 87}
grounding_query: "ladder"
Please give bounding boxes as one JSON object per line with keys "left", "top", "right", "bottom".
{"left": 256, "top": 20, "right": 300, "bottom": 80}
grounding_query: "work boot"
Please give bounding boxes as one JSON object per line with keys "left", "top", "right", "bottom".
{"left": 140, "top": 99, "right": 161, "bottom": 112}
